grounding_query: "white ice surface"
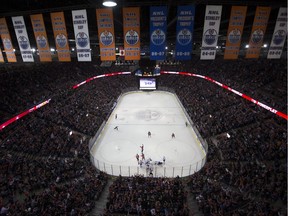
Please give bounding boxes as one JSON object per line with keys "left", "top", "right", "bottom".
{"left": 90, "top": 91, "right": 206, "bottom": 177}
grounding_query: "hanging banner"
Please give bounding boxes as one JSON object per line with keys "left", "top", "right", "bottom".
{"left": 246, "top": 6, "right": 271, "bottom": 59}
{"left": 12, "top": 16, "right": 34, "bottom": 62}
{"left": 30, "top": 14, "right": 52, "bottom": 62}
{"left": 175, "top": 5, "right": 195, "bottom": 60}
{"left": 224, "top": 6, "right": 247, "bottom": 60}
{"left": 51, "top": 12, "right": 71, "bottom": 62}
{"left": 72, "top": 9, "right": 91, "bottom": 61}
{"left": 267, "top": 7, "right": 287, "bottom": 59}
{"left": 96, "top": 8, "right": 116, "bottom": 61}
{"left": 150, "top": 6, "right": 167, "bottom": 60}
{"left": 0, "top": 48, "right": 4, "bottom": 62}
{"left": 0, "top": 18, "right": 17, "bottom": 62}
{"left": 200, "top": 5, "right": 222, "bottom": 60}
{"left": 123, "top": 7, "right": 140, "bottom": 61}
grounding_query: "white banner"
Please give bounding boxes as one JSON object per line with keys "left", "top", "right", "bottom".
{"left": 72, "top": 9, "right": 91, "bottom": 61}
{"left": 12, "top": 16, "right": 34, "bottom": 62}
{"left": 200, "top": 5, "right": 222, "bottom": 60}
{"left": 267, "top": 7, "right": 287, "bottom": 59}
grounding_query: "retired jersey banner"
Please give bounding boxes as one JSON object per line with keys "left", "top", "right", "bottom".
{"left": 200, "top": 5, "right": 222, "bottom": 60}
{"left": 246, "top": 6, "right": 271, "bottom": 59}
{"left": 12, "top": 16, "right": 34, "bottom": 62}
{"left": 51, "top": 12, "right": 71, "bottom": 62}
{"left": 30, "top": 14, "right": 52, "bottom": 62}
{"left": 267, "top": 7, "right": 287, "bottom": 59}
{"left": 72, "top": 9, "right": 91, "bottom": 61}
{"left": 175, "top": 5, "right": 195, "bottom": 60}
{"left": 150, "top": 6, "right": 167, "bottom": 60}
{"left": 224, "top": 6, "right": 247, "bottom": 59}
{"left": 0, "top": 48, "right": 4, "bottom": 62}
{"left": 96, "top": 8, "right": 116, "bottom": 61}
{"left": 123, "top": 7, "right": 140, "bottom": 61}
{"left": 0, "top": 18, "right": 17, "bottom": 62}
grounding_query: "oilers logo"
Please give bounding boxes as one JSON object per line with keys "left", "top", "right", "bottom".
{"left": 76, "top": 32, "right": 89, "bottom": 48}
{"left": 177, "top": 29, "right": 192, "bottom": 46}
{"left": 151, "top": 29, "right": 166, "bottom": 46}
{"left": 18, "top": 36, "right": 29, "bottom": 50}
{"left": 272, "top": 30, "right": 286, "bottom": 45}
{"left": 36, "top": 35, "right": 47, "bottom": 48}
{"left": 251, "top": 29, "right": 264, "bottom": 44}
{"left": 204, "top": 29, "right": 217, "bottom": 45}
{"left": 3, "top": 38, "right": 12, "bottom": 50}
{"left": 125, "top": 30, "right": 139, "bottom": 45}
{"left": 100, "top": 31, "right": 113, "bottom": 46}
{"left": 228, "top": 29, "right": 241, "bottom": 44}
{"left": 56, "top": 34, "right": 67, "bottom": 48}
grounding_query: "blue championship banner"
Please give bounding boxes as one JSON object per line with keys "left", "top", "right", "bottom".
{"left": 150, "top": 6, "right": 167, "bottom": 60}
{"left": 175, "top": 5, "right": 195, "bottom": 60}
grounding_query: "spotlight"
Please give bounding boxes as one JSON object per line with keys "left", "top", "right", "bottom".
{"left": 102, "top": 0, "right": 117, "bottom": 7}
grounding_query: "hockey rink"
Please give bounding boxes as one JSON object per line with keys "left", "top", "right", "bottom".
{"left": 90, "top": 91, "right": 207, "bottom": 177}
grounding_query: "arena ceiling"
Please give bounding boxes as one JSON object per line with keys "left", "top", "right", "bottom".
{"left": 0, "top": 0, "right": 287, "bottom": 49}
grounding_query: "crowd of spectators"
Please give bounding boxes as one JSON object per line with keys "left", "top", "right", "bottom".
{"left": 105, "top": 175, "right": 189, "bottom": 215}
{"left": 0, "top": 57, "right": 286, "bottom": 215}
{"left": 160, "top": 57, "right": 287, "bottom": 215}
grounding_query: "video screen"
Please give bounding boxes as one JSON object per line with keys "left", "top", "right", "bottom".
{"left": 139, "top": 78, "right": 157, "bottom": 90}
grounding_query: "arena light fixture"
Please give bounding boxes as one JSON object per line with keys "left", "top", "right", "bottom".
{"left": 102, "top": 0, "right": 117, "bottom": 7}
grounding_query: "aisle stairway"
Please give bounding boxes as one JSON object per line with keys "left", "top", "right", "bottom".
{"left": 89, "top": 178, "right": 114, "bottom": 216}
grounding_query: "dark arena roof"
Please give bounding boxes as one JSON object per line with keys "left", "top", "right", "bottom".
{"left": 0, "top": 0, "right": 287, "bottom": 216}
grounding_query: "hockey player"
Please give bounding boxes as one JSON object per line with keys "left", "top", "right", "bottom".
{"left": 171, "top": 133, "right": 175, "bottom": 138}
{"left": 140, "top": 144, "right": 144, "bottom": 153}
{"left": 148, "top": 131, "right": 151, "bottom": 138}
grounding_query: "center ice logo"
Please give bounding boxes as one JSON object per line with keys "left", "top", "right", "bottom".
{"left": 18, "top": 36, "right": 29, "bottom": 50}
{"left": 151, "top": 29, "right": 166, "bottom": 46}
{"left": 272, "top": 30, "right": 286, "bottom": 45}
{"left": 125, "top": 30, "right": 139, "bottom": 45}
{"left": 36, "top": 35, "right": 47, "bottom": 48}
{"left": 3, "top": 38, "right": 12, "bottom": 50}
{"left": 76, "top": 32, "right": 89, "bottom": 48}
{"left": 251, "top": 29, "right": 264, "bottom": 44}
{"left": 100, "top": 31, "right": 113, "bottom": 46}
{"left": 228, "top": 29, "right": 241, "bottom": 44}
{"left": 56, "top": 34, "right": 67, "bottom": 48}
{"left": 204, "top": 29, "right": 217, "bottom": 45}
{"left": 177, "top": 29, "right": 192, "bottom": 46}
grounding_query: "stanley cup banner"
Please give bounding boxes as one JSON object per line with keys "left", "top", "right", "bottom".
{"left": 150, "top": 6, "right": 167, "bottom": 60}
{"left": 267, "top": 7, "right": 287, "bottom": 59}
{"left": 224, "top": 6, "right": 247, "bottom": 60}
{"left": 200, "top": 5, "right": 222, "bottom": 60}
{"left": 0, "top": 48, "right": 4, "bottom": 62}
{"left": 0, "top": 18, "right": 17, "bottom": 62}
{"left": 51, "top": 12, "right": 71, "bottom": 62}
{"left": 175, "top": 5, "right": 195, "bottom": 60}
{"left": 96, "top": 8, "right": 116, "bottom": 61}
{"left": 30, "top": 14, "right": 52, "bottom": 62}
{"left": 123, "top": 7, "right": 140, "bottom": 61}
{"left": 12, "top": 16, "right": 34, "bottom": 62}
{"left": 72, "top": 9, "right": 91, "bottom": 61}
{"left": 246, "top": 6, "right": 271, "bottom": 59}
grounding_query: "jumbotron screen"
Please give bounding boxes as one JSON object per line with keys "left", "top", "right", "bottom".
{"left": 139, "top": 77, "right": 157, "bottom": 90}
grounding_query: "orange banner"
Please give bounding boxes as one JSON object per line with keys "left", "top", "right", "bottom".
{"left": 30, "top": 14, "right": 52, "bottom": 62}
{"left": 123, "top": 7, "right": 140, "bottom": 61}
{"left": 51, "top": 12, "right": 71, "bottom": 62}
{"left": 96, "top": 8, "right": 116, "bottom": 61}
{"left": 246, "top": 6, "right": 271, "bottom": 59}
{"left": 224, "top": 6, "right": 247, "bottom": 59}
{"left": 0, "top": 18, "right": 17, "bottom": 62}
{"left": 0, "top": 48, "right": 4, "bottom": 62}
